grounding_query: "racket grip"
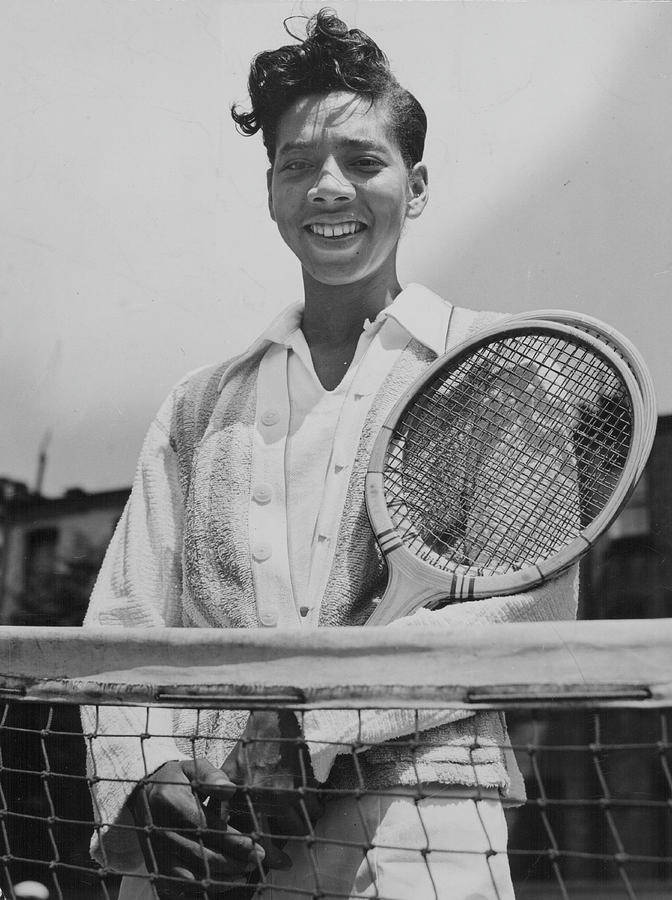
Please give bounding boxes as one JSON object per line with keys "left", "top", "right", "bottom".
{"left": 366, "top": 557, "right": 449, "bottom": 627}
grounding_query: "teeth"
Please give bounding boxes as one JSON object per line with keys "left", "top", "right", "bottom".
{"left": 309, "top": 222, "right": 362, "bottom": 237}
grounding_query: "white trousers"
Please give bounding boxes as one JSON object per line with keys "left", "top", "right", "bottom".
{"left": 263, "top": 786, "right": 515, "bottom": 900}
{"left": 118, "top": 786, "right": 515, "bottom": 900}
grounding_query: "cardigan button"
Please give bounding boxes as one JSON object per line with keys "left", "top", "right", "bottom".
{"left": 252, "top": 483, "right": 273, "bottom": 504}
{"left": 261, "top": 409, "right": 280, "bottom": 426}
{"left": 252, "top": 541, "right": 272, "bottom": 562}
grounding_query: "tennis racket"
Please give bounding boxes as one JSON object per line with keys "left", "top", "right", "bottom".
{"left": 364, "top": 316, "right": 655, "bottom": 626}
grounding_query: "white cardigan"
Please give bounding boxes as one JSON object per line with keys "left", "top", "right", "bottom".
{"left": 82, "top": 293, "right": 578, "bottom": 871}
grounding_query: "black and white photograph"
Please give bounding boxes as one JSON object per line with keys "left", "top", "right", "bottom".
{"left": 1, "top": 2, "right": 671, "bottom": 898}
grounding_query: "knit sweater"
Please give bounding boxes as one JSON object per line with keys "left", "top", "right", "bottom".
{"left": 82, "top": 295, "right": 578, "bottom": 872}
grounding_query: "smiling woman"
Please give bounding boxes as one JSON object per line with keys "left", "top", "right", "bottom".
{"left": 79, "top": 9, "right": 548, "bottom": 900}
{"left": 267, "top": 91, "right": 428, "bottom": 293}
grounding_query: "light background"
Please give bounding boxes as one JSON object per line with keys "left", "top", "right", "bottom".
{"left": 2, "top": 0, "right": 671, "bottom": 495}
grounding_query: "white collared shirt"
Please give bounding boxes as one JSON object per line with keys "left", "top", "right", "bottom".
{"left": 248, "top": 284, "right": 453, "bottom": 629}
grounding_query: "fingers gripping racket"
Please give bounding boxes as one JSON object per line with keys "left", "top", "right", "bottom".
{"left": 364, "top": 317, "right": 655, "bottom": 626}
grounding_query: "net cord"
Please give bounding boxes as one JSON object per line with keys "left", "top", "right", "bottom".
{"left": 0, "top": 620, "right": 671, "bottom": 709}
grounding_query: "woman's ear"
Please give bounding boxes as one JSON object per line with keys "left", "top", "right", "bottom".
{"left": 266, "top": 167, "right": 276, "bottom": 222}
{"left": 406, "top": 163, "right": 429, "bottom": 220}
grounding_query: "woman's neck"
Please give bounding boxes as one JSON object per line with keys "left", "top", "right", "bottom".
{"left": 299, "top": 266, "right": 402, "bottom": 391}
{"left": 301, "top": 268, "right": 402, "bottom": 350}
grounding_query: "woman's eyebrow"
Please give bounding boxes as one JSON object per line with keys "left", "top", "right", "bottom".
{"left": 340, "top": 137, "right": 389, "bottom": 152}
{"left": 276, "top": 139, "right": 313, "bottom": 156}
{"left": 276, "top": 137, "right": 389, "bottom": 157}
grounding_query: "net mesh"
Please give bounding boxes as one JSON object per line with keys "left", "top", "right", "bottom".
{"left": 384, "top": 331, "right": 633, "bottom": 575}
{"left": 0, "top": 624, "right": 670, "bottom": 900}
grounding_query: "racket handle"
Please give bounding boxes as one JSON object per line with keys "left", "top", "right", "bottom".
{"left": 366, "top": 558, "right": 449, "bottom": 626}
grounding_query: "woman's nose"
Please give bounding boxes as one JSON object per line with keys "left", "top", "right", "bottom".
{"left": 307, "top": 160, "right": 355, "bottom": 204}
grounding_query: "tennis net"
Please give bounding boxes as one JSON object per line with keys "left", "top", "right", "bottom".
{"left": 0, "top": 619, "right": 670, "bottom": 899}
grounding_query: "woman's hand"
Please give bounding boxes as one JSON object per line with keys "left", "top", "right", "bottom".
{"left": 130, "top": 757, "right": 276, "bottom": 898}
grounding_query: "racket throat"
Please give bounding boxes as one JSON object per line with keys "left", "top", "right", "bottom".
{"left": 366, "top": 559, "right": 451, "bottom": 627}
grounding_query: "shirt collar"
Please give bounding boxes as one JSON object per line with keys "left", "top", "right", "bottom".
{"left": 259, "top": 301, "right": 305, "bottom": 346}
{"left": 377, "top": 283, "right": 453, "bottom": 356}
{"left": 216, "top": 302, "right": 303, "bottom": 393}
{"left": 218, "top": 286, "right": 452, "bottom": 392}
{"left": 266, "top": 285, "right": 453, "bottom": 353}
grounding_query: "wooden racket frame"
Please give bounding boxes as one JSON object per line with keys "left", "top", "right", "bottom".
{"left": 365, "top": 317, "right": 650, "bottom": 625}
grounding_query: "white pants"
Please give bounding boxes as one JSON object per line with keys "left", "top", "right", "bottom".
{"left": 263, "top": 785, "right": 515, "bottom": 900}
{"left": 118, "top": 786, "right": 515, "bottom": 900}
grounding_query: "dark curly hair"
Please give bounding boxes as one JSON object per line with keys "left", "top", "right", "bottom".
{"left": 231, "top": 9, "right": 427, "bottom": 168}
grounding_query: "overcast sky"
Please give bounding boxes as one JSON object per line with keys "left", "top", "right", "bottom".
{"left": 3, "top": 0, "right": 672, "bottom": 496}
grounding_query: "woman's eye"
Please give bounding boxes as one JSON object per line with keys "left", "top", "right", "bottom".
{"left": 353, "top": 157, "right": 383, "bottom": 169}
{"left": 283, "top": 160, "right": 311, "bottom": 172}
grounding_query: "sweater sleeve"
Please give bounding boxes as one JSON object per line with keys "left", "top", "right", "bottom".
{"left": 303, "top": 565, "right": 579, "bottom": 783}
{"left": 81, "top": 386, "right": 191, "bottom": 871}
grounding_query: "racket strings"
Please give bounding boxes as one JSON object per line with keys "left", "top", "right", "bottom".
{"left": 422, "top": 345, "right": 625, "bottom": 567}
{"left": 434, "top": 338, "right": 628, "bottom": 564}
{"left": 485, "top": 338, "right": 630, "bottom": 522}
{"left": 383, "top": 333, "right": 633, "bottom": 575}
{"left": 394, "top": 355, "right": 578, "bottom": 544}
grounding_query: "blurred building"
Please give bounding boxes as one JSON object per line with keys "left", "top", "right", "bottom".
{"left": 581, "top": 414, "right": 672, "bottom": 621}
{"left": 0, "top": 480, "right": 128, "bottom": 626}
{"left": 0, "top": 480, "right": 129, "bottom": 895}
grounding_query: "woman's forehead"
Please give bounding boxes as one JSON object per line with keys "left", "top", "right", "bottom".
{"left": 275, "top": 92, "right": 396, "bottom": 154}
